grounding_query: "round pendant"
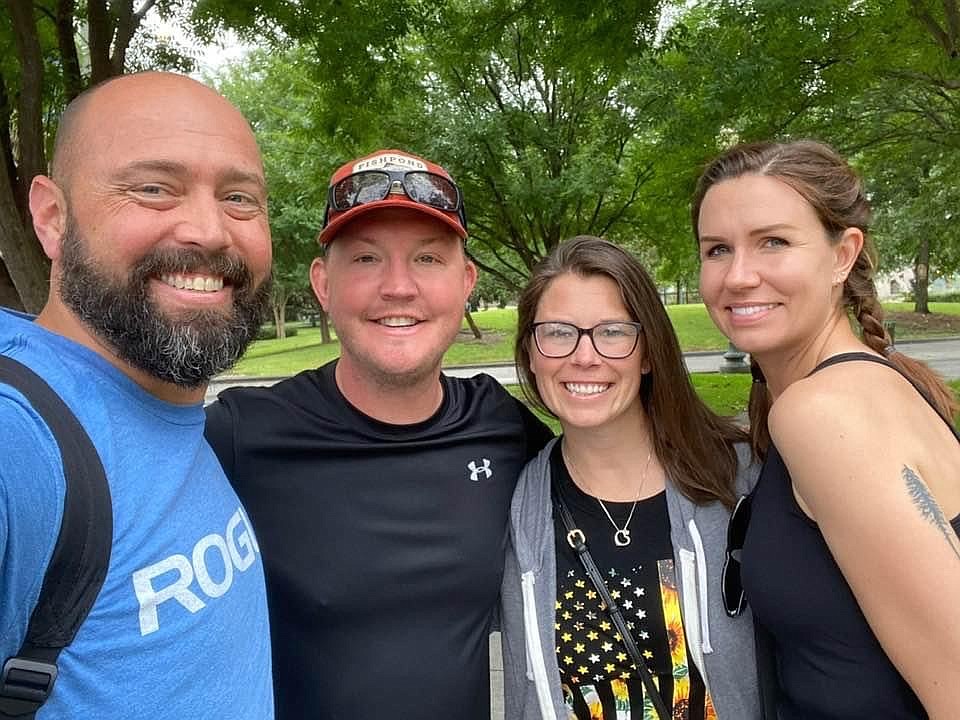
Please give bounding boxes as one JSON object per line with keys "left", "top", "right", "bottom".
{"left": 614, "top": 529, "right": 631, "bottom": 547}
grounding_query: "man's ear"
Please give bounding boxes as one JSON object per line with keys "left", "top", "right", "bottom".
{"left": 463, "top": 258, "right": 478, "bottom": 301}
{"left": 310, "top": 256, "right": 330, "bottom": 310}
{"left": 28, "top": 175, "right": 68, "bottom": 261}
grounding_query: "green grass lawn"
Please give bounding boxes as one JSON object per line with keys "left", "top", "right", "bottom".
{"left": 663, "top": 305, "right": 730, "bottom": 350}
{"left": 229, "top": 302, "right": 960, "bottom": 377}
{"left": 884, "top": 302, "right": 960, "bottom": 315}
{"left": 879, "top": 302, "right": 960, "bottom": 340}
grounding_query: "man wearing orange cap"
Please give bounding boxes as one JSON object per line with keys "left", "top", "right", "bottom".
{"left": 205, "top": 149, "right": 553, "bottom": 720}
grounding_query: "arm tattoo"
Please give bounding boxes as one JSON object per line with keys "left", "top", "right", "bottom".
{"left": 903, "top": 465, "right": 960, "bottom": 562}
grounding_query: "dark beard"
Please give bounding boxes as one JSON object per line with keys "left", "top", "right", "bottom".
{"left": 58, "top": 222, "right": 271, "bottom": 389}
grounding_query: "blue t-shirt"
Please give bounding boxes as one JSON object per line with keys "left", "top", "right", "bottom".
{"left": 0, "top": 309, "right": 274, "bottom": 719}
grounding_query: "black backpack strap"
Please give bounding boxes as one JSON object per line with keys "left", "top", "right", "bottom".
{"left": 0, "top": 356, "right": 112, "bottom": 719}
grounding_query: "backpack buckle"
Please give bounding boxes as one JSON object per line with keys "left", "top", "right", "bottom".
{"left": 0, "top": 657, "right": 58, "bottom": 705}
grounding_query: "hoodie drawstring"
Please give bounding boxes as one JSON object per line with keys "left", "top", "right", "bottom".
{"left": 687, "top": 518, "right": 714, "bottom": 655}
{"left": 521, "top": 571, "right": 558, "bottom": 720}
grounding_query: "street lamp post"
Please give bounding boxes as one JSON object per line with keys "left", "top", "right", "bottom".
{"left": 719, "top": 342, "right": 750, "bottom": 373}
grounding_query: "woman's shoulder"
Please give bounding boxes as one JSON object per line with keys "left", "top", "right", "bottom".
{"left": 770, "top": 358, "right": 897, "bottom": 437}
{"left": 768, "top": 368, "right": 899, "bottom": 494}
{"left": 771, "top": 353, "right": 943, "bottom": 440}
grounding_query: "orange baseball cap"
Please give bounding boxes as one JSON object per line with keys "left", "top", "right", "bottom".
{"left": 318, "top": 149, "right": 468, "bottom": 244}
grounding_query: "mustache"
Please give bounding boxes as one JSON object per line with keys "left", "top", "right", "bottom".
{"left": 134, "top": 248, "right": 253, "bottom": 287}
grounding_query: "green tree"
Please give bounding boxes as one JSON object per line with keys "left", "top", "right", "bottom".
{"left": 653, "top": 0, "right": 960, "bottom": 310}
{"left": 198, "top": 1, "right": 666, "bottom": 289}
{"left": 400, "top": 1, "right": 665, "bottom": 287}
{"left": 200, "top": 0, "right": 960, "bottom": 305}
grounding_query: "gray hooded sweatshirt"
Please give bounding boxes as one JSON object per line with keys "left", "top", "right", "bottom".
{"left": 500, "top": 437, "right": 762, "bottom": 719}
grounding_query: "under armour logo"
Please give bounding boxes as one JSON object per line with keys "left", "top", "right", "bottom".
{"left": 467, "top": 458, "right": 493, "bottom": 481}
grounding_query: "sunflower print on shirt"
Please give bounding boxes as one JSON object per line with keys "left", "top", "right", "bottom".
{"left": 557, "top": 559, "right": 716, "bottom": 720}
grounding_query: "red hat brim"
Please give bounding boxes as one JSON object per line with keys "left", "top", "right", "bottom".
{"left": 318, "top": 196, "right": 467, "bottom": 245}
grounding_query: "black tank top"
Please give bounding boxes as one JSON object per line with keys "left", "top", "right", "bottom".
{"left": 742, "top": 352, "right": 960, "bottom": 719}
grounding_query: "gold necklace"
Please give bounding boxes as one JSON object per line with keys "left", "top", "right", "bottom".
{"left": 563, "top": 445, "right": 654, "bottom": 547}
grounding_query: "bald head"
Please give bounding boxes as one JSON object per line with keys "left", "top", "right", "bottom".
{"left": 51, "top": 72, "right": 262, "bottom": 190}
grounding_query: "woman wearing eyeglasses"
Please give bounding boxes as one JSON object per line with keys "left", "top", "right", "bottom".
{"left": 500, "top": 236, "right": 762, "bottom": 720}
{"left": 693, "top": 140, "right": 960, "bottom": 719}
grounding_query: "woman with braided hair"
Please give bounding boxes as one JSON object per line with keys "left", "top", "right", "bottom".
{"left": 693, "top": 139, "right": 960, "bottom": 719}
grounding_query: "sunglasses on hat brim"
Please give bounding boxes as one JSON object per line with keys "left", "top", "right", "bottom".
{"left": 322, "top": 169, "right": 467, "bottom": 232}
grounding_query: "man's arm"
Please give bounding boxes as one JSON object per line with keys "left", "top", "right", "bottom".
{"left": 204, "top": 396, "right": 238, "bottom": 480}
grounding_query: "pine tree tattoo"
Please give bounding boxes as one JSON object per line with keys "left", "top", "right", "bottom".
{"left": 904, "top": 465, "right": 960, "bottom": 562}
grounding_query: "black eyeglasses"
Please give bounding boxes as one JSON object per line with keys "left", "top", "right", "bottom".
{"left": 323, "top": 169, "right": 467, "bottom": 231}
{"left": 531, "top": 321, "right": 643, "bottom": 360}
{"left": 722, "top": 493, "right": 752, "bottom": 617}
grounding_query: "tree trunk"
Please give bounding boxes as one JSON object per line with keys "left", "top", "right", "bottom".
{"left": 319, "top": 311, "right": 332, "bottom": 344}
{"left": 87, "top": 0, "right": 114, "bottom": 84}
{"left": 0, "top": 260, "right": 25, "bottom": 311}
{"left": 464, "top": 309, "right": 483, "bottom": 340}
{"left": 0, "top": 76, "right": 21, "bottom": 221}
{"left": 272, "top": 294, "right": 289, "bottom": 340}
{"left": 56, "top": 0, "right": 83, "bottom": 101}
{"left": 914, "top": 235, "right": 930, "bottom": 314}
{"left": 3, "top": 0, "right": 52, "bottom": 312}
{"left": 7, "top": 0, "right": 47, "bottom": 198}
{"left": 0, "top": 152, "right": 50, "bottom": 312}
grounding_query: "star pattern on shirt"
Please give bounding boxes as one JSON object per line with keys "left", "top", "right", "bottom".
{"left": 555, "top": 555, "right": 718, "bottom": 720}
{"left": 555, "top": 563, "right": 658, "bottom": 686}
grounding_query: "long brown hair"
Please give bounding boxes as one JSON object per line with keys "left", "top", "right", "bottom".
{"left": 515, "top": 235, "right": 748, "bottom": 509}
{"left": 691, "top": 140, "right": 957, "bottom": 455}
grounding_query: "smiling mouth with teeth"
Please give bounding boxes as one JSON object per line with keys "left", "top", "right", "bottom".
{"left": 730, "top": 304, "right": 777, "bottom": 316}
{"left": 160, "top": 274, "right": 225, "bottom": 292}
{"left": 377, "top": 317, "right": 419, "bottom": 327}
{"left": 564, "top": 382, "right": 610, "bottom": 396}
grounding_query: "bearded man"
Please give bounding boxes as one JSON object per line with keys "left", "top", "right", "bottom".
{"left": 0, "top": 72, "right": 275, "bottom": 719}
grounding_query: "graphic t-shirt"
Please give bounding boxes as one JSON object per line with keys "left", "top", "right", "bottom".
{"left": 552, "top": 444, "right": 715, "bottom": 720}
{"left": 0, "top": 309, "right": 273, "bottom": 719}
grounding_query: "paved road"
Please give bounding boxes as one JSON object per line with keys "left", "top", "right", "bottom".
{"left": 204, "top": 337, "right": 960, "bottom": 718}
{"left": 205, "top": 337, "right": 960, "bottom": 405}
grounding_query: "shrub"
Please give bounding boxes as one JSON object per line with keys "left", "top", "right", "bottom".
{"left": 255, "top": 325, "right": 299, "bottom": 341}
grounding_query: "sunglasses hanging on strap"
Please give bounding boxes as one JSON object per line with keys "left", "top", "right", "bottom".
{"left": 552, "top": 482, "right": 671, "bottom": 720}
{"left": 721, "top": 493, "right": 751, "bottom": 617}
{"left": 722, "top": 492, "right": 780, "bottom": 720}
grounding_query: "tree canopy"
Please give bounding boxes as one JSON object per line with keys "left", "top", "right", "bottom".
{"left": 3, "top": 0, "right": 959, "bottom": 312}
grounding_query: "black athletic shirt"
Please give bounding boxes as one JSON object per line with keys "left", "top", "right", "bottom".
{"left": 204, "top": 360, "right": 553, "bottom": 720}
{"left": 551, "top": 443, "right": 715, "bottom": 719}
{"left": 741, "top": 352, "right": 960, "bottom": 719}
